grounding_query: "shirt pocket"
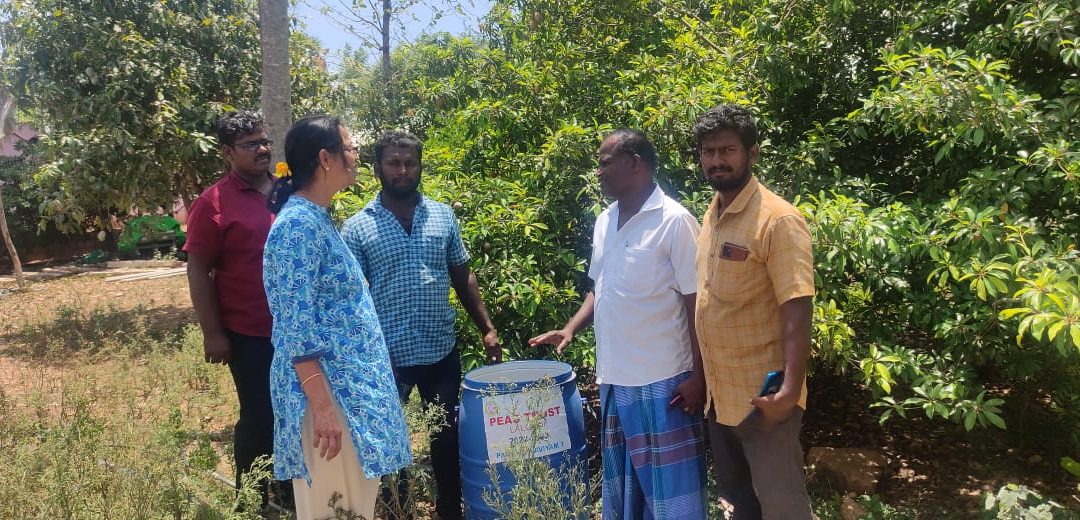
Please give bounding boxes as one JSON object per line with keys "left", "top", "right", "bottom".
{"left": 710, "top": 250, "right": 763, "bottom": 300}
{"left": 618, "top": 246, "right": 664, "bottom": 291}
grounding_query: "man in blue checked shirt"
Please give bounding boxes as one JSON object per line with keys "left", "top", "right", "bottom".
{"left": 341, "top": 130, "right": 501, "bottom": 520}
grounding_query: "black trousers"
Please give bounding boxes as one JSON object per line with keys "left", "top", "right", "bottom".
{"left": 394, "top": 349, "right": 463, "bottom": 520}
{"left": 225, "top": 330, "right": 292, "bottom": 505}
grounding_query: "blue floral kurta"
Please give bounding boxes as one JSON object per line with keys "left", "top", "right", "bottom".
{"left": 263, "top": 195, "right": 412, "bottom": 482}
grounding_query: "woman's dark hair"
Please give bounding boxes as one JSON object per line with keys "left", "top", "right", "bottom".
{"left": 268, "top": 115, "right": 344, "bottom": 213}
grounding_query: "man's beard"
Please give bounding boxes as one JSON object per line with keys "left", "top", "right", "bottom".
{"left": 706, "top": 166, "right": 751, "bottom": 192}
{"left": 381, "top": 178, "right": 420, "bottom": 199}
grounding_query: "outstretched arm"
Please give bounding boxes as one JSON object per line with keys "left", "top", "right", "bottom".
{"left": 529, "top": 291, "right": 595, "bottom": 354}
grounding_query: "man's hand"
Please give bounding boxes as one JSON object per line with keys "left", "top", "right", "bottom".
{"left": 528, "top": 329, "right": 574, "bottom": 354}
{"left": 672, "top": 372, "right": 706, "bottom": 415}
{"left": 203, "top": 331, "right": 231, "bottom": 364}
{"left": 483, "top": 329, "right": 502, "bottom": 364}
{"left": 750, "top": 389, "right": 798, "bottom": 429}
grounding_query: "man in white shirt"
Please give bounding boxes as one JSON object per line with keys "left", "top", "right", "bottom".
{"left": 530, "top": 129, "right": 707, "bottom": 519}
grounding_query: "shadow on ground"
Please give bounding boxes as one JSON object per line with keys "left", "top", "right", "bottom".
{"left": 0, "top": 303, "right": 195, "bottom": 359}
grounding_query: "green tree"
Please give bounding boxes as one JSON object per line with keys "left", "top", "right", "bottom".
{"left": 333, "top": 0, "right": 744, "bottom": 368}
{"left": 0, "top": 0, "right": 262, "bottom": 231}
{"left": 333, "top": 0, "right": 1080, "bottom": 451}
{"left": 693, "top": 0, "right": 1080, "bottom": 442}
{"left": 1, "top": 0, "right": 335, "bottom": 231}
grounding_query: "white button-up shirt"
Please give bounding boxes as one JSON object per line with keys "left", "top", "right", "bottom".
{"left": 588, "top": 185, "right": 700, "bottom": 386}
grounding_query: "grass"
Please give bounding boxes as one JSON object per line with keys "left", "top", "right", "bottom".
{"left": 7, "top": 302, "right": 190, "bottom": 358}
{"left": 3, "top": 275, "right": 1074, "bottom": 518}
{"left": 0, "top": 276, "right": 444, "bottom": 519}
{"left": 0, "top": 324, "right": 248, "bottom": 518}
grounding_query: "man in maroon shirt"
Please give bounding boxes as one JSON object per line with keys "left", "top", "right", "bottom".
{"left": 184, "top": 110, "right": 289, "bottom": 508}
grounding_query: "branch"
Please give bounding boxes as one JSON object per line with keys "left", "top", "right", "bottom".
{"left": 316, "top": 0, "right": 385, "bottom": 34}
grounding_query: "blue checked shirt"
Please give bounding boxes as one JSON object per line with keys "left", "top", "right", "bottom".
{"left": 341, "top": 194, "right": 470, "bottom": 367}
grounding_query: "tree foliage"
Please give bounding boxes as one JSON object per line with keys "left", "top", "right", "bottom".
{"left": 0, "top": 0, "right": 262, "bottom": 231}
{"left": 0, "top": 0, "right": 335, "bottom": 231}
{"left": 336, "top": 0, "right": 1080, "bottom": 449}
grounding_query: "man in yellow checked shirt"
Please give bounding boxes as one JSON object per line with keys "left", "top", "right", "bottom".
{"left": 693, "top": 105, "right": 815, "bottom": 519}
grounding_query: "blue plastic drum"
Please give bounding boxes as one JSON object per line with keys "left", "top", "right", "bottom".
{"left": 459, "top": 360, "right": 587, "bottom": 519}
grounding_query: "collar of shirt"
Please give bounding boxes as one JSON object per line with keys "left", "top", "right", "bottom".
{"left": 612, "top": 183, "right": 665, "bottom": 224}
{"left": 368, "top": 192, "right": 428, "bottom": 215}
{"left": 225, "top": 170, "right": 273, "bottom": 194}
{"left": 711, "top": 176, "right": 760, "bottom": 219}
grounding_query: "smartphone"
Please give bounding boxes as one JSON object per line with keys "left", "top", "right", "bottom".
{"left": 758, "top": 370, "right": 784, "bottom": 397}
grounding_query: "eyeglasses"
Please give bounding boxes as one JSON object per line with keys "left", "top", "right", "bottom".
{"left": 233, "top": 139, "right": 273, "bottom": 151}
{"left": 342, "top": 145, "right": 359, "bottom": 154}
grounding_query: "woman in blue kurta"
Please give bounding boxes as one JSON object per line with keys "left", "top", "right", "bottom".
{"left": 262, "top": 115, "right": 412, "bottom": 520}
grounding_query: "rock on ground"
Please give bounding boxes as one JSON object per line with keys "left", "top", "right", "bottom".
{"left": 807, "top": 447, "right": 889, "bottom": 495}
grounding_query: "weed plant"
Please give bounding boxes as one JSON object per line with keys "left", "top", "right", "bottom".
{"left": 480, "top": 378, "right": 596, "bottom": 519}
{"left": 0, "top": 318, "right": 251, "bottom": 519}
{"left": 375, "top": 392, "right": 446, "bottom": 520}
{"left": 982, "top": 484, "right": 1073, "bottom": 520}
{"left": 810, "top": 490, "right": 919, "bottom": 520}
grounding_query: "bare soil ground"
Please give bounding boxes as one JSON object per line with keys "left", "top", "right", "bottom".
{"left": 801, "top": 372, "right": 1080, "bottom": 516}
{"left": 0, "top": 273, "right": 194, "bottom": 392}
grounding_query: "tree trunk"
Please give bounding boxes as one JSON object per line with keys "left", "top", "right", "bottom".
{"left": 0, "top": 186, "right": 26, "bottom": 289}
{"left": 259, "top": 0, "right": 291, "bottom": 166}
{"left": 381, "top": 0, "right": 392, "bottom": 84}
{"left": 0, "top": 93, "right": 26, "bottom": 289}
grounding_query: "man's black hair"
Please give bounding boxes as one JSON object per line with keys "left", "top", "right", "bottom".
{"left": 606, "top": 128, "right": 658, "bottom": 173}
{"left": 692, "top": 104, "right": 758, "bottom": 150}
{"left": 374, "top": 130, "right": 423, "bottom": 165}
{"left": 217, "top": 110, "right": 265, "bottom": 147}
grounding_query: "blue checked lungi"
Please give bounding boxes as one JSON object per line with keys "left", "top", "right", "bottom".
{"left": 600, "top": 371, "right": 708, "bottom": 520}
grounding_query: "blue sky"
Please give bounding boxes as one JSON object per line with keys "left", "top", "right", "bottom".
{"left": 294, "top": 0, "right": 493, "bottom": 68}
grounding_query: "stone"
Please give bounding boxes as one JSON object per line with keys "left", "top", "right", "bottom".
{"left": 807, "top": 447, "right": 889, "bottom": 495}
{"left": 841, "top": 494, "right": 869, "bottom": 520}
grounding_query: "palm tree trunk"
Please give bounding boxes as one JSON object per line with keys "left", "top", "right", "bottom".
{"left": 259, "top": 0, "right": 291, "bottom": 166}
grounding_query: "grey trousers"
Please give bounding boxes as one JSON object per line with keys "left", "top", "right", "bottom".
{"left": 708, "top": 407, "right": 812, "bottom": 520}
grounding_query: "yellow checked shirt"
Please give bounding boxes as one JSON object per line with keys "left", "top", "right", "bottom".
{"left": 695, "top": 176, "right": 815, "bottom": 426}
